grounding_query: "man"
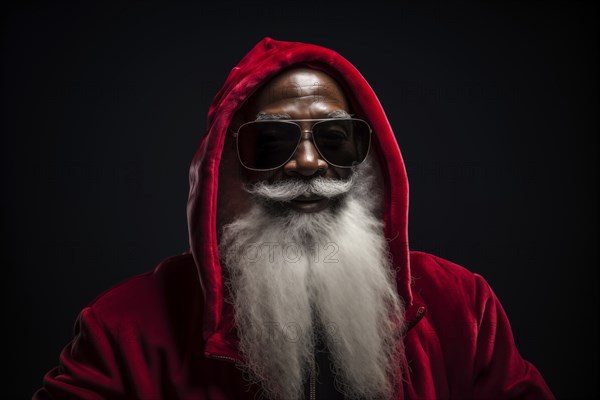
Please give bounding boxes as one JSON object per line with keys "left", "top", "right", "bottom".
{"left": 34, "top": 37, "right": 554, "bottom": 399}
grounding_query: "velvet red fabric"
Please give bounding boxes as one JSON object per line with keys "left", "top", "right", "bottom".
{"left": 34, "top": 37, "right": 555, "bottom": 399}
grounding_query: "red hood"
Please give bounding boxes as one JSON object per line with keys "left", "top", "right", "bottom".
{"left": 186, "top": 37, "right": 411, "bottom": 360}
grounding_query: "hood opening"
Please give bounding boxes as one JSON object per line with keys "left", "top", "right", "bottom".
{"left": 187, "top": 37, "right": 412, "bottom": 348}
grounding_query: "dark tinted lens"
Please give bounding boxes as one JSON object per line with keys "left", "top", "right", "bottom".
{"left": 313, "top": 119, "right": 371, "bottom": 167}
{"left": 237, "top": 121, "right": 301, "bottom": 170}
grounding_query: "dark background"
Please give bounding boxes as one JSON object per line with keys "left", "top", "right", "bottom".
{"left": 2, "top": 1, "right": 597, "bottom": 398}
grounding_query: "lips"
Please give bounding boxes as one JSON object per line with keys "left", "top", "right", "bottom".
{"left": 285, "top": 193, "right": 329, "bottom": 213}
{"left": 291, "top": 194, "right": 325, "bottom": 202}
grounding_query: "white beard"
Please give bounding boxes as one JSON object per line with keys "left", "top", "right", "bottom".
{"left": 219, "top": 161, "right": 405, "bottom": 400}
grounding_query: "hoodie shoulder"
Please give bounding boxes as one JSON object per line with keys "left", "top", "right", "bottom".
{"left": 84, "top": 253, "right": 203, "bottom": 334}
{"left": 408, "top": 250, "right": 488, "bottom": 311}
{"left": 409, "top": 251, "right": 477, "bottom": 281}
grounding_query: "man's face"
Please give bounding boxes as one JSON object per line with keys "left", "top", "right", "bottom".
{"left": 237, "top": 67, "right": 354, "bottom": 213}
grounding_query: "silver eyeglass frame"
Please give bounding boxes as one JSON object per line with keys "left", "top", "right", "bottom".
{"left": 232, "top": 118, "right": 372, "bottom": 171}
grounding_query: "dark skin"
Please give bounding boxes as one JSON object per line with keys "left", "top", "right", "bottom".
{"left": 236, "top": 67, "right": 354, "bottom": 213}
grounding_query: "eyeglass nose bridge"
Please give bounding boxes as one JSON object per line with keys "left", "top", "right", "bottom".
{"left": 293, "top": 129, "right": 320, "bottom": 160}
{"left": 293, "top": 122, "right": 327, "bottom": 162}
{"left": 296, "top": 120, "right": 317, "bottom": 137}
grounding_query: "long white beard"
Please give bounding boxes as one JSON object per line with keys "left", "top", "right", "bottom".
{"left": 219, "top": 161, "right": 405, "bottom": 400}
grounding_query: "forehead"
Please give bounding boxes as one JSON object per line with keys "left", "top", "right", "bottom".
{"left": 243, "top": 67, "right": 350, "bottom": 118}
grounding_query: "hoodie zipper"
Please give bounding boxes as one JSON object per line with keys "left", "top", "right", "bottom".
{"left": 310, "top": 361, "right": 316, "bottom": 400}
{"left": 205, "top": 353, "right": 238, "bottom": 363}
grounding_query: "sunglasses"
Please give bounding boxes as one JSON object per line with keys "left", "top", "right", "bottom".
{"left": 233, "top": 118, "right": 372, "bottom": 171}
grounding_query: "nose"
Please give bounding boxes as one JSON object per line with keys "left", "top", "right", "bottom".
{"left": 283, "top": 133, "right": 329, "bottom": 177}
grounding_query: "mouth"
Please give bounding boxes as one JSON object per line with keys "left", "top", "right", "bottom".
{"left": 291, "top": 193, "right": 325, "bottom": 203}
{"left": 287, "top": 193, "right": 329, "bottom": 212}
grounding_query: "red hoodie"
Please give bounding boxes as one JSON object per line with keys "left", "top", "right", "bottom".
{"left": 34, "top": 37, "right": 555, "bottom": 400}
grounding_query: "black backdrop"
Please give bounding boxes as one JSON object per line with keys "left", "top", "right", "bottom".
{"left": 2, "top": 1, "right": 597, "bottom": 398}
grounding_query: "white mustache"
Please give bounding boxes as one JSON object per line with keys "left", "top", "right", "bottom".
{"left": 244, "top": 176, "right": 355, "bottom": 202}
